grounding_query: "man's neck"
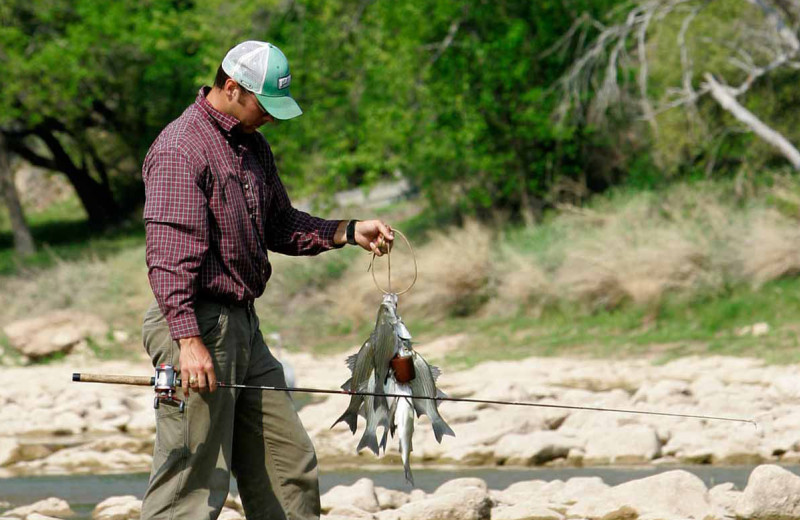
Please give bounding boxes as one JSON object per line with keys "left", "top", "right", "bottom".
{"left": 205, "top": 87, "right": 232, "bottom": 117}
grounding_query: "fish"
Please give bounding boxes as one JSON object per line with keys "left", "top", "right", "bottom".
{"left": 372, "top": 293, "right": 401, "bottom": 389}
{"left": 356, "top": 372, "right": 389, "bottom": 455}
{"left": 386, "top": 374, "right": 415, "bottom": 485}
{"left": 331, "top": 338, "right": 374, "bottom": 433}
{"left": 409, "top": 351, "right": 455, "bottom": 443}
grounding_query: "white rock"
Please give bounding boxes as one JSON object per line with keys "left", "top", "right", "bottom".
{"left": 735, "top": 464, "right": 800, "bottom": 519}
{"left": 2, "top": 497, "right": 75, "bottom": 518}
{"left": 709, "top": 482, "right": 740, "bottom": 517}
{"left": 3, "top": 311, "right": 107, "bottom": 359}
{"left": 0, "top": 437, "right": 21, "bottom": 467}
{"left": 374, "top": 487, "right": 410, "bottom": 510}
{"left": 324, "top": 506, "right": 376, "bottom": 519}
{"left": 217, "top": 507, "right": 244, "bottom": 520}
{"left": 375, "top": 486, "right": 491, "bottom": 520}
{"left": 92, "top": 496, "right": 141, "bottom": 520}
{"left": 491, "top": 503, "right": 564, "bottom": 520}
{"left": 494, "top": 432, "right": 579, "bottom": 466}
{"left": 568, "top": 470, "right": 719, "bottom": 520}
{"left": 434, "top": 477, "right": 488, "bottom": 495}
{"left": 321, "top": 478, "right": 380, "bottom": 513}
{"left": 583, "top": 425, "right": 661, "bottom": 464}
{"left": 223, "top": 493, "right": 243, "bottom": 514}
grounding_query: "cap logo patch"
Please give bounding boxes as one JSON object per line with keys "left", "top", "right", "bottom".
{"left": 278, "top": 74, "right": 291, "bottom": 90}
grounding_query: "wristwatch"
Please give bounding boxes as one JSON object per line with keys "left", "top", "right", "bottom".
{"left": 346, "top": 220, "right": 359, "bottom": 246}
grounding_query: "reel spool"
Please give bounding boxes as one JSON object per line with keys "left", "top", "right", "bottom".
{"left": 154, "top": 364, "right": 185, "bottom": 412}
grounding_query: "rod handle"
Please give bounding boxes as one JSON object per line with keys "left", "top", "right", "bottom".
{"left": 72, "top": 373, "right": 155, "bottom": 386}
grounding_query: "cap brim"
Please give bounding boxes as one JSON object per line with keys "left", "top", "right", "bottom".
{"left": 256, "top": 94, "right": 303, "bottom": 120}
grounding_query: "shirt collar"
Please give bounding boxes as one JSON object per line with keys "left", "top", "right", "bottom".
{"left": 195, "top": 87, "right": 241, "bottom": 133}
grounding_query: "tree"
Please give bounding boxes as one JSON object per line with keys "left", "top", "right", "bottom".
{"left": 552, "top": 0, "right": 800, "bottom": 177}
{"left": 0, "top": 0, "right": 207, "bottom": 228}
{"left": 0, "top": 134, "right": 35, "bottom": 256}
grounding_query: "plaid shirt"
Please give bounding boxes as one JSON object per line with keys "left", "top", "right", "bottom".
{"left": 143, "top": 87, "right": 343, "bottom": 340}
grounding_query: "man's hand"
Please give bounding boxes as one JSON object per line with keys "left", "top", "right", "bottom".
{"left": 335, "top": 219, "right": 394, "bottom": 256}
{"left": 178, "top": 336, "right": 217, "bottom": 395}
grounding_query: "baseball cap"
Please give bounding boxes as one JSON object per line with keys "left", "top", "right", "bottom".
{"left": 221, "top": 41, "right": 302, "bottom": 120}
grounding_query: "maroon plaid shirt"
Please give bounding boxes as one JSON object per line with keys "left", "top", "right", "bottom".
{"left": 143, "top": 87, "right": 343, "bottom": 340}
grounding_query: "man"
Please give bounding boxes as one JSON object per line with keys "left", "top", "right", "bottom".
{"left": 140, "top": 40, "right": 393, "bottom": 520}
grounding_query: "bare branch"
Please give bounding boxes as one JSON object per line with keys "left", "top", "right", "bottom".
{"left": 704, "top": 72, "right": 800, "bottom": 168}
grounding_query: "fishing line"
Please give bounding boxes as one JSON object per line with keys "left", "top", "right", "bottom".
{"left": 214, "top": 382, "right": 757, "bottom": 427}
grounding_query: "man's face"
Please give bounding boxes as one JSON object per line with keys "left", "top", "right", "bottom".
{"left": 233, "top": 86, "right": 275, "bottom": 133}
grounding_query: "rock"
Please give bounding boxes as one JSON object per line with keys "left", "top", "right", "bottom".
{"left": 494, "top": 432, "right": 579, "bottom": 466}
{"left": 217, "top": 507, "right": 244, "bottom": 520}
{"left": 553, "top": 477, "right": 609, "bottom": 505}
{"left": 321, "top": 478, "right": 380, "bottom": 513}
{"left": 632, "top": 380, "right": 693, "bottom": 405}
{"left": 582, "top": 425, "right": 661, "bottom": 464}
{"left": 325, "top": 506, "right": 376, "bottom": 519}
{"left": 2, "top": 497, "right": 75, "bottom": 518}
{"left": 91, "top": 495, "right": 141, "bottom": 520}
{"left": 375, "top": 486, "right": 491, "bottom": 520}
{"left": 735, "top": 464, "right": 800, "bottom": 519}
{"left": 3, "top": 311, "right": 107, "bottom": 360}
{"left": 92, "top": 496, "right": 140, "bottom": 519}
{"left": 0, "top": 438, "right": 21, "bottom": 466}
{"left": 493, "top": 480, "right": 548, "bottom": 505}
{"left": 224, "top": 493, "right": 243, "bottom": 514}
{"left": 434, "top": 477, "right": 488, "bottom": 495}
{"left": 491, "top": 503, "right": 564, "bottom": 520}
{"left": 26, "top": 515, "right": 63, "bottom": 520}
{"left": 709, "top": 482, "right": 740, "bottom": 517}
{"left": 375, "top": 487, "right": 410, "bottom": 510}
{"left": 568, "top": 470, "right": 719, "bottom": 520}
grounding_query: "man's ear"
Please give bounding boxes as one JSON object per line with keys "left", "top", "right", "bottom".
{"left": 223, "top": 78, "right": 240, "bottom": 101}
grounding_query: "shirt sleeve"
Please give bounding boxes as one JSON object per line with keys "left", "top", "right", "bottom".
{"left": 261, "top": 143, "right": 345, "bottom": 256}
{"left": 142, "top": 147, "right": 209, "bottom": 340}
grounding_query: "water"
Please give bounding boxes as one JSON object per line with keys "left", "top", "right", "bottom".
{"left": 2, "top": 465, "right": 798, "bottom": 518}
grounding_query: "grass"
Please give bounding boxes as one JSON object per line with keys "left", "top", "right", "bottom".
{"left": 5, "top": 179, "right": 800, "bottom": 368}
{"left": 0, "top": 196, "right": 145, "bottom": 276}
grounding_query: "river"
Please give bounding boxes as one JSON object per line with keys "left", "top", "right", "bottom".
{"left": 2, "top": 464, "right": 798, "bottom": 519}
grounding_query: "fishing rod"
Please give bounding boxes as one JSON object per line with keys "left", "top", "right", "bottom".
{"left": 73, "top": 365, "right": 757, "bottom": 427}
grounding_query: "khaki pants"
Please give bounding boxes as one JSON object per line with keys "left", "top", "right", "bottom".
{"left": 140, "top": 299, "right": 320, "bottom": 520}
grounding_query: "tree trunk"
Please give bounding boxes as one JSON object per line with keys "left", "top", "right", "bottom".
{"left": 0, "top": 134, "right": 36, "bottom": 256}
{"left": 6, "top": 124, "right": 122, "bottom": 229}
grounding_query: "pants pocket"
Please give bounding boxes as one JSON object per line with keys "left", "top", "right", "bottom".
{"left": 154, "top": 403, "right": 187, "bottom": 457}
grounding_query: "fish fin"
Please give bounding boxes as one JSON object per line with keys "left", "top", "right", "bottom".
{"left": 412, "top": 398, "right": 427, "bottom": 418}
{"left": 340, "top": 377, "right": 352, "bottom": 391}
{"left": 432, "top": 417, "right": 456, "bottom": 443}
{"left": 436, "top": 388, "right": 448, "bottom": 399}
{"left": 379, "top": 428, "right": 388, "bottom": 453}
{"left": 345, "top": 353, "right": 359, "bottom": 373}
{"left": 357, "top": 429, "right": 380, "bottom": 456}
{"left": 404, "top": 464, "right": 414, "bottom": 486}
{"left": 430, "top": 365, "right": 442, "bottom": 381}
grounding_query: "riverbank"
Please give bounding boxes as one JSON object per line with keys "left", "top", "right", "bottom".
{"left": 0, "top": 351, "right": 796, "bottom": 478}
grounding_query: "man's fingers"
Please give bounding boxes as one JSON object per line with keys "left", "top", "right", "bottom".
{"left": 197, "top": 371, "right": 208, "bottom": 392}
{"left": 206, "top": 365, "right": 218, "bottom": 392}
{"left": 181, "top": 368, "right": 191, "bottom": 397}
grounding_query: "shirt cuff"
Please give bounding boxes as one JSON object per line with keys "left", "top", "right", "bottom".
{"left": 166, "top": 311, "right": 201, "bottom": 340}
{"left": 323, "top": 219, "right": 346, "bottom": 249}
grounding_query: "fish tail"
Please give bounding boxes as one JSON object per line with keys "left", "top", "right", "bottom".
{"left": 404, "top": 463, "right": 414, "bottom": 486}
{"left": 330, "top": 409, "right": 358, "bottom": 434}
{"left": 432, "top": 417, "right": 456, "bottom": 443}
{"left": 379, "top": 428, "right": 388, "bottom": 453}
{"left": 357, "top": 429, "right": 380, "bottom": 456}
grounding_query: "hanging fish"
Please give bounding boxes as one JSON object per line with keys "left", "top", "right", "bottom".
{"left": 386, "top": 372, "right": 415, "bottom": 485}
{"left": 409, "top": 351, "right": 454, "bottom": 443}
{"left": 331, "top": 338, "right": 374, "bottom": 433}
{"left": 333, "top": 293, "right": 455, "bottom": 484}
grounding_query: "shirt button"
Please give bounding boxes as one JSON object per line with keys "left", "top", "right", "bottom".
{"left": 244, "top": 184, "right": 250, "bottom": 190}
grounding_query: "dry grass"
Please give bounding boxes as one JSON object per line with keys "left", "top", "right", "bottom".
{"left": 737, "top": 209, "right": 800, "bottom": 287}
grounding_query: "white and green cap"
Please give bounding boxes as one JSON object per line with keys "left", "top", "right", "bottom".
{"left": 221, "top": 41, "right": 302, "bottom": 120}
